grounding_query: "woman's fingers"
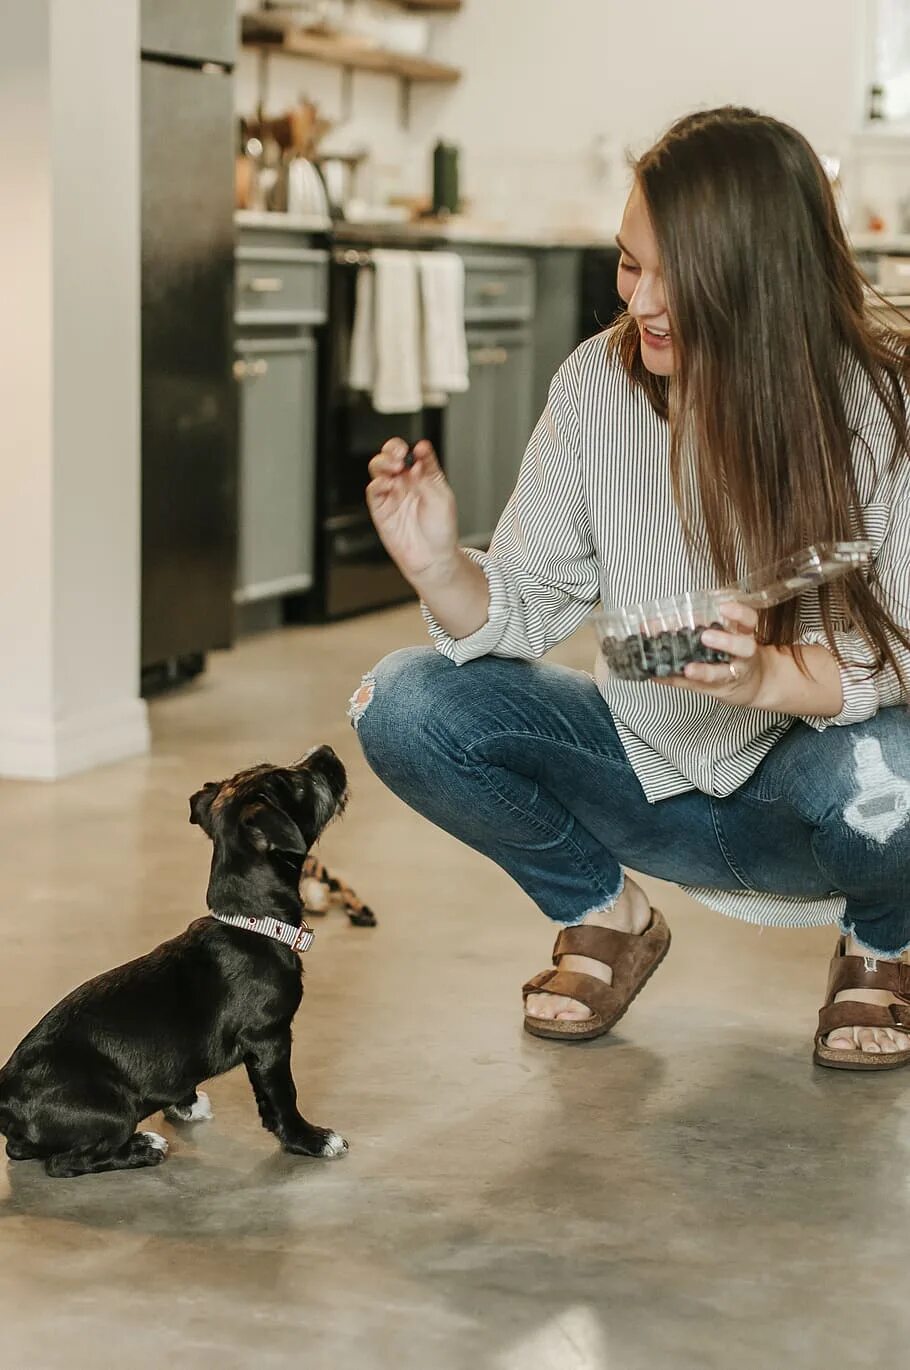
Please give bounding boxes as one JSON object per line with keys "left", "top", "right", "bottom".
{"left": 717, "top": 600, "right": 759, "bottom": 633}
{"left": 367, "top": 437, "right": 441, "bottom": 481}
{"left": 700, "top": 601, "right": 758, "bottom": 663}
{"left": 410, "top": 439, "right": 443, "bottom": 477}
{"left": 365, "top": 475, "right": 395, "bottom": 511}
{"left": 368, "top": 440, "right": 407, "bottom": 480}
{"left": 699, "top": 626, "right": 757, "bottom": 661}
{"left": 682, "top": 661, "right": 742, "bottom": 685}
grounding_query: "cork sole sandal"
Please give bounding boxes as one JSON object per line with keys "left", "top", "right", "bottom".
{"left": 814, "top": 938, "right": 910, "bottom": 1071}
{"left": 522, "top": 910, "right": 671, "bottom": 1042}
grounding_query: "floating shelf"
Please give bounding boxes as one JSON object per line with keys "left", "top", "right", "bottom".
{"left": 393, "top": 0, "right": 463, "bottom": 10}
{"left": 242, "top": 16, "right": 461, "bottom": 84}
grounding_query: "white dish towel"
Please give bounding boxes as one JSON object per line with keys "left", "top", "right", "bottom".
{"left": 416, "top": 251, "right": 469, "bottom": 404}
{"left": 347, "top": 249, "right": 469, "bottom": 413}
{"left": 347, "top": 249, "right": 422, "bottom": 414}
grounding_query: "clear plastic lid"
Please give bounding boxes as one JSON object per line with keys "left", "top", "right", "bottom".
{"left": 729, "top": 540, "right": 872, "bottom": 609}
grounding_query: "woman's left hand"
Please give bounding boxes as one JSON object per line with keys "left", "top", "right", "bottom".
{"left": 658, "top": 601, "right": 767, "bottom": 706}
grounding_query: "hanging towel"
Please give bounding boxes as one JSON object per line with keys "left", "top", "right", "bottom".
{"left": 416, "top": 251, "right": 469, "bottom": 404}
{"left": 347, "top": 265, "right": 375, "bottom": 394}
{"left": 347, "top": 249, "right": 423, "bottom": 414}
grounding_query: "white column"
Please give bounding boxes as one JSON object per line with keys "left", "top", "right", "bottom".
{"left": 0, "top": 0, "right": 149, "bottom": 779}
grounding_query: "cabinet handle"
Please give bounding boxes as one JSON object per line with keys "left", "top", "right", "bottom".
{"left": 478, "top": 281, "right": 508, "bottom": 298}
{"left": 469, "top": 346, "right": 510, "bottom": 367}
{"left": 234, "top": 358, "right": 269, "bottom": 380}
{"left": 246, "top": 276, "right": 284, "bottom": 294}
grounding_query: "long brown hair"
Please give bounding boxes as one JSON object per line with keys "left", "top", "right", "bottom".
{"left": 610, "top": 107, "right": 910, "bottom": 685}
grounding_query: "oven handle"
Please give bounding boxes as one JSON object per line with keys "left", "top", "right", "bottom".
{"left": 333, "top": 248, "right": 373, "bottom": 268}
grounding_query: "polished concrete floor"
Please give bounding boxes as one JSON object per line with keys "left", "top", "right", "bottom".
{"left": 0, "top": 605, "right": 907, "bottom": 1369}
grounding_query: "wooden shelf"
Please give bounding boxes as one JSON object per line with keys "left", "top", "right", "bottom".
{"left": 393, "top": 0, "right": 462, "bottom": 10}
{"left": 242, "top": 17, "right": 461, "bottom": 84}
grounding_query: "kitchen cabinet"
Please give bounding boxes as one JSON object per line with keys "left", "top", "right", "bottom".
{"left": 445, "top": 328, "right": 535, "bottom": 547}
{"left": 443, "top": 252, "right": 536, "bottom": 548}
{"left": 234, "top": 219, "right": 328, "bottom": 626}
{"left": 234, "top": 335, "right": 317, "bottom": 603}
{"left": 532, "top": 248, "right": 583, "bottom": 417}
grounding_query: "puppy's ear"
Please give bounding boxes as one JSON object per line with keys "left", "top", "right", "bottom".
{"left": 189, "top": 782, "right": 220, "bottom": 836}
{"left": 241, "top": 801, "right": 308, "bottom": 855}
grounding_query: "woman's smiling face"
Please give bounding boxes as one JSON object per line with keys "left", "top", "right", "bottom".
{"left": 616, "top": 183, "right": 677, "bottom": 377}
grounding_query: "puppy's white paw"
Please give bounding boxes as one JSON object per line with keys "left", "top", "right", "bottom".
{"left": 321, "top": 1132, "right": 348, "bottom": 1158}
{"left": 165, "top": 1091, "right": 213, "bottom": 1124}
{"left": 142, "top": 1131, "right": 169, "bottom": 1155}
{"left": 188, "top": 1090, "right": 214, "bottom": 1121}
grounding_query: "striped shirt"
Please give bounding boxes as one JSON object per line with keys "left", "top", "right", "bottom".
{"left": 423, "top": 329, "right": 910, "bottom": 928}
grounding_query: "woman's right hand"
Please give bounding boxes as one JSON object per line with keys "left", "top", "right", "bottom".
{"left": 366, "top": 438, "right": 459, "bottom": 585}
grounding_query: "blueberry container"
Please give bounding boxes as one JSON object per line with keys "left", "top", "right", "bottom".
{"left": 593, "top": 541, "right": 872, "bottom": 682}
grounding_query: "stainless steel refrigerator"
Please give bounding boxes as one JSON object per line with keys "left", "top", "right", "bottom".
{"left": 140, "top": 0, "right": 237, "bottom": 684}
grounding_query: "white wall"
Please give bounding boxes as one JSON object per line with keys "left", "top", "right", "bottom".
{"left": 237, "top": 0, "right": 867, "bottom": 232}
{"left": 0, "top": 0, "right": 149, "bottom": 779}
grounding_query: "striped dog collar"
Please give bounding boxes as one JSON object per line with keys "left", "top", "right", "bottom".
{"left": 209, "top": 910, "right": 316, "bottom": 954}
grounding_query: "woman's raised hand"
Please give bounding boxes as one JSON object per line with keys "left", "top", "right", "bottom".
{"left": 366, "top": 438, "right": 459, "bottom": 585}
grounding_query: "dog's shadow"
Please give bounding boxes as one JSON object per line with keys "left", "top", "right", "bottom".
{"left": 0, "top": 1115, "right": 352, "bottom": 1243}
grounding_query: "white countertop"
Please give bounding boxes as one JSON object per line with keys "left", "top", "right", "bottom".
{"left": 851, "top": 232, "right": 910, "bottom": 254}
{"left": 236, "top": 209, "right": 332, "bottom": 233}
{"left": 235, "top": 209, "right": 616, "bottom": 250}
{"left": 237, "top": 211, "right": 910, "bottom": 258}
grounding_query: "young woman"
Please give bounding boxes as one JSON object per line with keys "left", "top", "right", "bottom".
{"left": 353, "top": 107, "right": 910, "bottom": 1069}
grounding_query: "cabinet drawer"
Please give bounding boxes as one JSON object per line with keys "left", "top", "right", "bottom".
{"left": 463, "top": 255, "right": 536, "bottom": 323}
{"left": 236, "top": 247, "right": 328, "bottom": 325}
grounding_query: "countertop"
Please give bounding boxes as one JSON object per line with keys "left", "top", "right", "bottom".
{"left": 236, "top": 209, "right": 333, "bottom": 233}
{"left": 237, "top": 212, "right": 910, "bottom": 258}
{"left": 851, "top": 232, "right": 910, "bottom": 254}
{"left": 235, "top": 209, "right": 616, "bottom": 250}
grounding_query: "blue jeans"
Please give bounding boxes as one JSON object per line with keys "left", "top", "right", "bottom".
{"left": 352, "top": 648, "right": 910, "bottom": 957}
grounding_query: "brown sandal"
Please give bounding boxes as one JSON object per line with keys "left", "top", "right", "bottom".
{"left": 814, "top": 938, "right": 910, "bottom": 1070}
{"left": 522, "top": 909, "right": 670, "bottom": 1042}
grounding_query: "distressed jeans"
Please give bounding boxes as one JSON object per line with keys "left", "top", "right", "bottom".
{"left": 351, "top": 648, "right": 910, "bottom": 957}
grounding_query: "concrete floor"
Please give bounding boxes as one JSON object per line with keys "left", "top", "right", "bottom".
{"left": 0, "top": 605, "right": 907, "bottom": 1369}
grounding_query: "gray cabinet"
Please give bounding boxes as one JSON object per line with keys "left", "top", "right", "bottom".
{"left": 489, "top": 329, "right": 535, "bottom": 519}
{"left": 445, "top": 327, "right": 535, "bottom": 547}
{"left": 234, "top": 222, "right": 328, "bottom": 621}
{"left": 444, "top": 251, "right": 536, "bottom": 549}
{"left": 234, "top": 336, "right": 317, "bottom": 603}
{"left": 532, "top": 248, "right": 582, "bottom": 418}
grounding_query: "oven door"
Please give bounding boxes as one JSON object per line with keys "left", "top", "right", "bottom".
{"left": 318, "top": 256, "right": 443, "bottom": 619}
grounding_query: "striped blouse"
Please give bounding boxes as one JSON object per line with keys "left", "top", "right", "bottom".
{"left": 423, "top": 329, "right": 910, "bottom": 928}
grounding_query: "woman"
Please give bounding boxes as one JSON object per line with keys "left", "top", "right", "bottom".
{"left": 352, "top": 107, "right": 910, "bottom": 1069}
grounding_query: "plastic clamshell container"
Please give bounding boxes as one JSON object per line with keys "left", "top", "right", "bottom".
{"left": 593, "top": 540, "right": 872, "bottom": 682}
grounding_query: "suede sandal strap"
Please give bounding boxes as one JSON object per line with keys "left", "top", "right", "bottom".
{"left": 817, "top": 1001, "right": 901, "bottom": 1039}
{"left": 521, "top": 968, "right": 622, "bottom": 1023}
{"left": 553, "top": 923, "right": 638, "bottom": 967}
{"left": 825, "top": 953, "right": 910, "bottom": 1001}
{"left": 552, "top": 911, "right": 668, "bottom": 990}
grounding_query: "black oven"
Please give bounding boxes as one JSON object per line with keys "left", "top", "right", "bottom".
{"left": 308, "top": 243, "right": 444, "bottom": 621}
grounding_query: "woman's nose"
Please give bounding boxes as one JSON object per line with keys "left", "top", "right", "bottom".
{"left": 628, "top": 276, "right": 665, "bottom": 320}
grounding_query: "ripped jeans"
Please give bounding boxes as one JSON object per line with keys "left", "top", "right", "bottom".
{"left": 351, "top": 648, "right": 910, "bottom": 957}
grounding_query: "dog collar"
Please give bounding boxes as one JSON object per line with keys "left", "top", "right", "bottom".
{"left": 209, "top": 910, "right": 315, "bottom": 954}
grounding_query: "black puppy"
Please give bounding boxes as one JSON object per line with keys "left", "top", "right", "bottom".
{"left": 0, "top": 747, "right": 350, "bottom": 1178}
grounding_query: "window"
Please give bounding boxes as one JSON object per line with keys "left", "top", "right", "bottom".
{"left": 872, "top": 0, "right": 910, "bottom": 122}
